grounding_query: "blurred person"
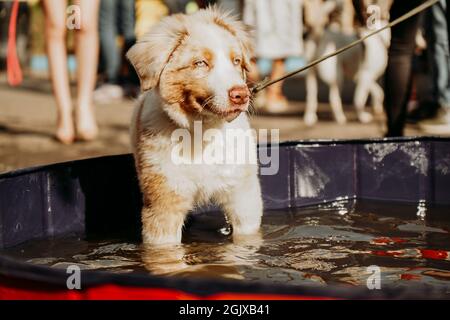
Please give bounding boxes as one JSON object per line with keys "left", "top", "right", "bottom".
{"left": 340, "top": 0, "right": 355, "bottom": 35}
{"left": 418, "top": 0, "right": 450, "bottom": 134}
{"left": 0, "top": 0, "right": 31, "bottom": 69}
{"left": 135, "top": 0, "right": 168, "bottom": 40}
{"left": 383, "top": 0, "right": 449, "bottom": 136}
{"left": 447, "top": 0, "right": 450, "bottom": 42}
{"left": 244, "top": 0, "right": 304, "bottom": 112}
{"left": 94, "top": 0, "right": 136, "bottom": 103}
{"left": 43, "top": 0, "right": 100, "bottom": 144}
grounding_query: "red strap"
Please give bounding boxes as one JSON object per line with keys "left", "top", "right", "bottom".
{"left": 7, "top": 0, "right": 23, "bottom": 86}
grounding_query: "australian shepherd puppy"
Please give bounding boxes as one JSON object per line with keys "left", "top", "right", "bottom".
{"left": 127, "top": 8, "right": 263, "bottom": 245}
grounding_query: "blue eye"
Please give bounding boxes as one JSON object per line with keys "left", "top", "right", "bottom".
{"left": 194, "top": 60, "right": 208, "bottom": 68}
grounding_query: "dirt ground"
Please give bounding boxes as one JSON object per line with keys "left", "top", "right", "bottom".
{"left": 0, "top": 74, "right": 423, "bottom": 174}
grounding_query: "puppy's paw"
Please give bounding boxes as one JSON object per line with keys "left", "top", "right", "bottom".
{"left": 232, "top": 222, "right": 261, "bottom": 237}
{"left": 232, "top": 229, "right": 263, "bottom": 246}
{"left": 142, "top": 233, "right": 182, "bottom": 245}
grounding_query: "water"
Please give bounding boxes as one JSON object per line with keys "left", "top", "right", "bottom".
{"left": 3, "top": 200, "right": 450, "bottom": 291}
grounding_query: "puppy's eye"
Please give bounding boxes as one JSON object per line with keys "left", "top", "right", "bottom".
{"left": 233, "top": 57, "right": 242, "bottom": 66}
{"left": 194, "top": 60, "right": 208, "bottom": 68}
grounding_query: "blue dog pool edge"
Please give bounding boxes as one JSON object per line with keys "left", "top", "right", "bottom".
{"left": 0, "top": 137, "right": 449, "bottom": 299}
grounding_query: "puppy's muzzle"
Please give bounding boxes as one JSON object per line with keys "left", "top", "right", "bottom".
{"left": 229, "top": 85, "right": 250, "bottom": 106}
{"left": 223, "top": 85, "right": 250, "bottom": 122}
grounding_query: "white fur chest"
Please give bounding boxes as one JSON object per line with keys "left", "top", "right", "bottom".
{"left": 138, "top": 110, "right": 257, "bottom": 204}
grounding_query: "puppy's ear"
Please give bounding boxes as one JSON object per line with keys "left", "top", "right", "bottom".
{"left": 127, "top": 15, "right": 188, "bottom": 91}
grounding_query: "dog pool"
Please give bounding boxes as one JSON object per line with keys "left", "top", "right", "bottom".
{"left": 3, "top": 200, "right": 450, "bottom": 290}
{"left": 1, "top": 138, "right": 450, "bottom": 299}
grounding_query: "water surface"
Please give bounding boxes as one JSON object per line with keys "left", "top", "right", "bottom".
{"left": 4, "top": 200, "right": 450, "bottom": 291}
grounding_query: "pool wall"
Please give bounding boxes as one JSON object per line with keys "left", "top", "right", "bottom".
{"left": 1, "top": 137, "right": 450, "bottom": 299}
{"left": 1, "top": 137, "right": 450, "bottom": 249}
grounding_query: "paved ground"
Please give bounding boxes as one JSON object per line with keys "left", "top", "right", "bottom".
{"left": 0, "top": 74, "right": 423, "bottom": 173}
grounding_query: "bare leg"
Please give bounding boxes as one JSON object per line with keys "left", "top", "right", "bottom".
{"left": 267, "top": 59, "right": 285, "bottom": 98}
{"left": 247, "top": 59, "right": 260, "bottom": 85}
{"left": 43, "top": 0, "right": 74, "bottom": 144}
{"left": 74, "top": 0, "right": 100, "bottom": 140}
{"left": 266, "top": 59, "right": 288, "bottom": 110}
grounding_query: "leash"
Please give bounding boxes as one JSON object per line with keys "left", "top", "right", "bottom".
{"left": 251, "top": 0, "right": 440, "bottom": 94}
{"left": 7, "top": 0, "right": 22, "bottom": 86}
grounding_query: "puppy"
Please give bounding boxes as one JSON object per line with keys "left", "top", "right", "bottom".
{"left": 127, "top": 8, "right": 263, "bottom": 245}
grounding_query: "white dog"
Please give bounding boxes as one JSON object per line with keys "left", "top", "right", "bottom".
{"left": 127, "top": 8, "right": 263, "bottom": 245}
{"left": 303, "top": 0, "right": 391, "bottom": 126}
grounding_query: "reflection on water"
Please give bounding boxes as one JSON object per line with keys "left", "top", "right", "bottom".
{"left": 4, "top": 200, "right": 450, "bottom": 290}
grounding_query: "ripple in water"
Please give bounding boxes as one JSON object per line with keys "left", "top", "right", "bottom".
{"left": 3, "top": 200, "right": 450, "bottom": 290}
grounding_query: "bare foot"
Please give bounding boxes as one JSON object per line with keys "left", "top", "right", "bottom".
{"left": 56, "top": 114, "right": 75, "bottom": 145}
{"left": 75, "top": 105, "right": 98, "bottom": 141}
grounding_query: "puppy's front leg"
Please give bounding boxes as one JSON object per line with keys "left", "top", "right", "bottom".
{"left": 139, "top": 172, "right": 192, "bottom": 245}
{"left": 221, "top": 174, "right": 263, "bottom": 238}
{"left": 141, "top": 202, "right": 189, "bottom": 245}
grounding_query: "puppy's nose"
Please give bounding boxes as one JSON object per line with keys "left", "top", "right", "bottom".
{"left": 229, "top": 85, "right": 250, "bottom": 105}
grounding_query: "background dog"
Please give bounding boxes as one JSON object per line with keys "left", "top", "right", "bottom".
{"left": 303, "top": 0, "right": 391, "bottom": 126}
{"left": 127, "top": 8, "right": 263, "bottom": 245}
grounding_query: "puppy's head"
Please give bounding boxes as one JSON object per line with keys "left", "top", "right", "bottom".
{"left": 127, "top": 8, "right": 253, "bottom": 127}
